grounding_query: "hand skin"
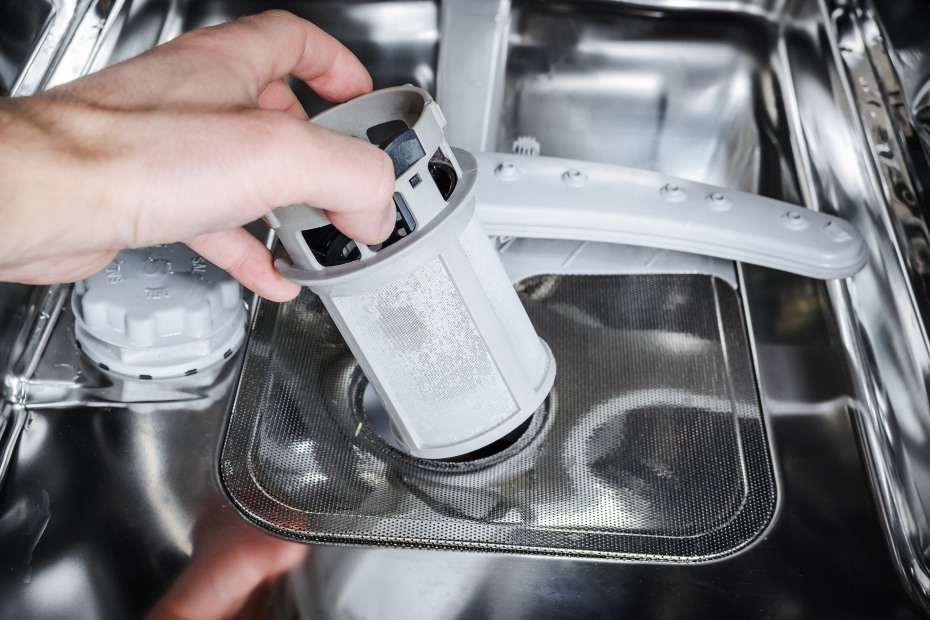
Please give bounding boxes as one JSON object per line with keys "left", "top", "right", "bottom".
{"left": 0, "top": 10, "right": 396, "bottom": 302}
{"left": 145, "top": 517, "right": 309, "bottom": 620}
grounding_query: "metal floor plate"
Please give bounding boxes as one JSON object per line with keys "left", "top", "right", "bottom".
{"left": 221, "top": 274, "right": 775, "bottom": 561}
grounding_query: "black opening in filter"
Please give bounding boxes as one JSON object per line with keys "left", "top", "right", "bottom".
{"left": 302, "top": 193, "right": 417, "bottom": 262}
{"left": 301, "top": 225, "right": 361, "bottom": 267}
{"left": 428, "top": 148, "right": 457, "bottom": 201}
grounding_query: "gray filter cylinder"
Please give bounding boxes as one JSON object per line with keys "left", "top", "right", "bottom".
{"left": 267, "top": 86, "right": 556, "bottom": 460}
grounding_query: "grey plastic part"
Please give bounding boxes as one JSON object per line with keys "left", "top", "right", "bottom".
{"left": 277, "top": 150, "right": 479, "bottom": 297}
{"left": 313, "top": 86, "right": 460, "bottom": 188}
{"left": 474, "top": 153, "right": 869, "bottom": 280}
{"left": 71, "top": 244, "right": 246, "bottom": 379}
{"left": 268, "top": 86, "right": 556, "bottom": 460}
{"left": 267, "top": 86, "right": 461, "bottom": 274}
{"left": 380, "top": 128, "right": 427, "bottom": 177}
{"left": 436, "top": 0, "right": 511, "bottom": 152}
{"left": 263, "top": 204, "right": 331, "bottom": 272}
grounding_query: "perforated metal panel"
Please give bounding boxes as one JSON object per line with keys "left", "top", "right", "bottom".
{"left": 221, "top": 274, "right": 776, "bottom": 561}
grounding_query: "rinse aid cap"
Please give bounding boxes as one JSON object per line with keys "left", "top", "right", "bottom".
{"left": 72, "top": 244, "right": 247, "bottom": 379}
{"left": 267, "top": 85, "right": 557, "bottom": 460}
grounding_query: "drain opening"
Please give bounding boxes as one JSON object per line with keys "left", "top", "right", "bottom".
{"left": 359, "top": 381, "right": 537, "bottom": 463}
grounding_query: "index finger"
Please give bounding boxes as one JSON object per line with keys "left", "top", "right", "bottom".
{"left": 228, "top": 10, "right": 373, "bottom": 103}
{"left": 54, "top": 10, "right": 372, "bottom": 110}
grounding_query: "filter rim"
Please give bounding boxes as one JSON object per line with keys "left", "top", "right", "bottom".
{"left": 276, "top": 149, "right": 478, "bottom": 297}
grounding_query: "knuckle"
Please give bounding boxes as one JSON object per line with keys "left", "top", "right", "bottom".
{"left": 246, "top": 106, "right": 284, "bottom": 130}
{"left": 171, "top": 28, "right": 235, "bottom": 63}
{"left": 242, "top": 108, "right": 292, "bottom": 148}
{"left": 235, "top": 110, "right": 296, "bottom": 200}
{"left": 255, "top": 9, "right": 297, "bottom": 23}
{"left": 342, "top": 149, "right": 394, "bottom": 214}
{"left": 173, "top": 27, "right": 215, "bottom": 50}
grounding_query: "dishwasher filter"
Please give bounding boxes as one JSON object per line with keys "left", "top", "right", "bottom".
{"left": 267, "top": 86, "right": 555, "bottom": 459}
{"left": 221, "top": 273, "right": 776, "bottom": 561}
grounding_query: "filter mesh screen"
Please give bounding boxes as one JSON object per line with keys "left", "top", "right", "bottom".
{"left": 331, "top": 257, "right": 516, "bottom": 448}
{"left": 458, "top": 218, "right": 549, "bottom": 382}
{"left": 221, "top": 274, "right": 775, "bottom": 561}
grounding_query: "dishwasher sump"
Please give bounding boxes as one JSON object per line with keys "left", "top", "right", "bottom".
{"left": 221, "top": 273, "right": 775, "bottom": 561}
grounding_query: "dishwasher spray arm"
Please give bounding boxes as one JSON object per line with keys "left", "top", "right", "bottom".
{"left": 473, "top": 153, "right": 867, "bottom": 280}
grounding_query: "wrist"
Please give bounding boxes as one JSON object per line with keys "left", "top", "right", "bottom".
{"left": 0, "top": 96, "right": 122, "bottom": 259}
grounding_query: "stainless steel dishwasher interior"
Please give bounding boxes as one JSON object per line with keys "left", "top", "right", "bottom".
{"left": 2, "top": 0, "right": 930, "bottom": 618}
{"left": 219, "top": 0, "right": 780, "bottom": 563}
{"left": 496, "top": 4, "right": 790, "bottom": 193}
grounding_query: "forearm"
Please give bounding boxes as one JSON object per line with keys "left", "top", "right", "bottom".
{"left": 0, "top": 96, "right": 121, "bottom": 282}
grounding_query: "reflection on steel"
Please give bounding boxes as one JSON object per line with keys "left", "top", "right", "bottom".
{"left": 495, "top": 1, "right": 792, "bottom": 191}
{"left": 819, "top": 2, "right": 930, "bottom": 614}
{"left": 43, "top": 0, "right": 128, "bottom": 89}
{"left": 0, "top": 285, "right": 69, "bottom": 487}
{"left": 496, "top": 239, "right": 739, "bottom": 288}
{"left": 13, "top": 0, "right": 126, "bottom": 96}
{"left": 0, "top": 0, "right": 54, "bottom": 95}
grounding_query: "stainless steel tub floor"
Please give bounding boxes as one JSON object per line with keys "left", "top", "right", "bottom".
{"left": 222, "top": 275, "right": 774, "bottom": 560}
{"left": 0, "top": 285, "right": 913, "bottom": 618}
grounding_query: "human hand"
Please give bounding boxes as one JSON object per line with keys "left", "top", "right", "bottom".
{"left": 145, "top": 511, "right": 308, "bottom": 620}
{"left": 0, "top": 10, "right": 396, "bottom": 301}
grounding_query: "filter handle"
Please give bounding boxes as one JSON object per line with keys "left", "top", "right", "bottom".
{"left": 473, "top": 153, "right": 868, "bottom": 280}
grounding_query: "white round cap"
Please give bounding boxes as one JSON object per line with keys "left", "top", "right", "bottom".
{"left": 72, "top": 244, "right": 247, "bottom": 379}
